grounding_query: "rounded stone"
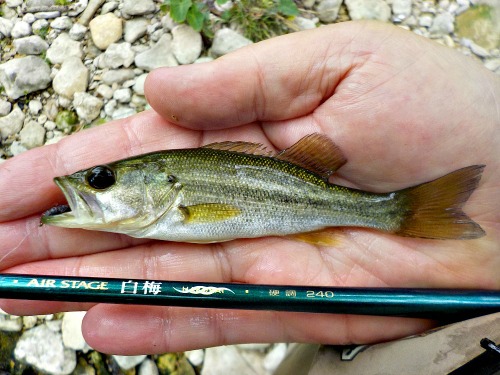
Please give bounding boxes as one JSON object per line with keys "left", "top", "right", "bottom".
{"left": 89, "top": 13, "right": 123, "bottom": 50}
{"left": 52, "top": 56, "right": 89, "bottom": 98}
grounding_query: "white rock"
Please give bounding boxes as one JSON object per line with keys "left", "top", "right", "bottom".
{"left": 58, "top": 96, "right": 72, "bottom": 108}
{"left": 0, "top": 56, "right": 51, "bottom": 100}
{"left": 293, "top": 16, "right": 318, "bottom": 30}
{"left": 96, "top": 84, "right": 114, "bottom": 99}
{"left": 112, "top": 106, "right": 136, "bottom": 119}
{"left": 317, "top": 0, "right": 342, "bottom": 23}
{"left": 101, "top": 1, "right": 119, "bottom": 14}
{"left": 0, "top": 314, "right": 23, "bottom": 332}
{"left": 28, "top": 99, "right": 43, "bottom": 115}
{"left": 22, "top": 316, "right": 38, "bottom": 329}
{"left": 345, "top": 0, "right": 391, "bottom": 21}
{"left": 32, "top": 19, "right": 48, "bottom": 35}
{"left": 104, "top": 99, "right": 117, "bottom": 116}
{"left": 0, "top": 106, "right": 24, "bottom": 138}
{"left": 23, "top": 13, "right": 37, "bottom": 24}
{"left": 20, "top": 120, "right": 46, "bottom": 149}
{"left": 122, "top": 0, "right": 156, "bottom": 16}
{"left": 0, "top": 99, "right": 12, "bottom": 116}
{"left": 14, "top": 324, "right": 77, "bottom": 374}
{"left": 112, "top": 355, "right": 147, "bottom": 370}
{"left": 124, "top": 18, "right": 149, "bottom": 43}
{"left": 44, "top": 120, "right": 56, "bottom": 130}
{"left": 160, "top": 14, "right": 177, "bottom": 31}
{"left": 79, "top": 0, "right": 106, "bottom": 25}
{"left": 0, "top": 17, "right": 15, "bottom": 38}
{"left": 211, "top": 28, "right": 253, "bottom": 57}
{"left": 45, "top": 133, "right": 66, "bottom": 145}
{"left": 51, "top": 16, "right": 73, "bottom": 30}
{"left": 98, "top": 42, "right": 135, "bottom": 68}
{"left": 38, "top": 114, "right": 48, "bottom": 124}
{"left": 135, "top": 34, "right": 178, "bottom": 70}
{"left": 484, "top": 58, "right": 500, "bottom": 72}
{"left": 113, "top": 88, "right": 132, "bottom": 103}
{"left": 133, "top": 73, "right": 148, "bottom": 95}
{"left": 418, "top": 14, "right": 433, "bottom": 27}
{"left": 195, "top": 56, "right": 214, "bottom": 63}
{"left": 10, "top": 141, "right": 28, "bottom": 156}
{"left": 11, "top": 21, "right": 32, "bottom": 39}
{"left": 202, "top": 346, "right": 261, "bottom": 375}
{"left": 470, "top": 41, "right": 490, "bottom": 57}
{"left": 69, "top": 22, "right": 87, "bottom": 40}
{"left": 13, "top": 35, "right": 49, "bottom": 55}
{"left": 73, "top": 92, "right": 103, "bottom": 122}
{"left": 62, "top": 311, "right": 91, "bottom": 352}
{"left": 6, "top": 0, "right": 23, "bottom": 7}
{"left": 236, "top": 343, "right": 271, "bottom": 351}
{"left": 53, "top": 56, "right": 89, "bottom": 98}
{"left": 34, "top": 11, "right": 61, "bottom": 19}
{"left": 101, "top": 68, "right": 135, "bottom": 84}
{"left": 392, "top": 0, "right": 412, "bottom": 17}
{"left": 263, "top": 343, "right": 287, "bottom": 372}
{"left": 68, "top": 0, "right": 89, "bottom": 17}
{"left": 172, "top": 25, "right": 202, "bottom": 64}
{"left": 138, "top": 358, "right": 159, "bottom": 375}
{"left": 429, "top": 12, "right": 454, "bottom": 34}
{"left": 89, "top": 12, "right": 123, "bottom": 50}
{"left": 185, "top": 349, "right": 204, "bottom": 367}
{"left": 131, "top": 94, "right": 147, "bottom": 107}
{"left": 46, "top": 33, "right": 83, "bottom": 64}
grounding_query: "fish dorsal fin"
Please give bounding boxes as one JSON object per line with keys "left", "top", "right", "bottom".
{"left": 203, "top": 141, "right": 272, "bottom": 156}
{"left": 275, "top": 133, "right": 347, "bottom": 179}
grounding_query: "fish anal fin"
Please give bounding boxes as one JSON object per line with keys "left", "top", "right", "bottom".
{"left": 203, "top": 141, "right": 272, "bottom": 156}
{"left": 287, "top": 228, "right": 340, "bottom": 246}
{"left": 179, "top": 203, "right": 241, "bottom": 224}
{"left": 276, "top": 133, "right": 347, "bottom": 180}
{"left": 395, "top": 165, "right": 486, "bottom": 239}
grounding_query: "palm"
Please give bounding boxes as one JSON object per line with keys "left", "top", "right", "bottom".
{"left": 1, "top": 22, "right": 499, "bottom": 354}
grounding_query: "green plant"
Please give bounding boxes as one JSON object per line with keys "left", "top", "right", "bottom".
{"left": 55, "top": 0, "right": 71, "bottom": 5}
{"left": 164, "top": 0, "right": 299, "bottom": 40}
{"left": 163, "top": 0, "right": 216, "bottom": 32}
{"left": 34, "top": 24, "right": 50, "bottom": 39}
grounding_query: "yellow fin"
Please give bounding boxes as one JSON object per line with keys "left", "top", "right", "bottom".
{"left": 179, "top": 203, "right": 241, "bottom": 223}
{"left": 202, "top": 141, "right": 272, "bottom": 156}
{"left": 396, "top": 165, "right": 486, "bottom": 239}
{"left": 287, "top": 229, "right": 340, "bottom": 246}
{"left": 276, "top": 133, "right": 347, "bottom": 180}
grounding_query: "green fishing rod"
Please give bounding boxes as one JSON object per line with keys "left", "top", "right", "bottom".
{"left": 0, "top": 273, "right": 499, "bottom": 319}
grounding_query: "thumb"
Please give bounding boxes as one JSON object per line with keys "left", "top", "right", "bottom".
{"left": 144, "top": 23, "right": 356, "bottom": 130}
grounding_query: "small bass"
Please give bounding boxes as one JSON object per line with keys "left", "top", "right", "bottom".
{"left": 41, "top": 134, "right": 485, "bottom": 243}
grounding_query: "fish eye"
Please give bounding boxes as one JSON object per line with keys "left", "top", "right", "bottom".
{"left": 86, "top": 166, "right": 116, "bottom": 190}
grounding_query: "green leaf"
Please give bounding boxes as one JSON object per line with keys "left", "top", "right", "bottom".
{"left": 186, "top": 4, "right": 205, "bottom": 31}
{"left": 277, "top": 0, "right": 299, "bottom": 16}
{"left": 170, "top": 0, "right": 192, "bottom": 22}
{"left": 216, "top": 0, "right": 229, "bottom": 4}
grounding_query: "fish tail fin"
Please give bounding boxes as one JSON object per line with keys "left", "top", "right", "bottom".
{"left": 395, "top": 165, "right": 485, "bottom": 239}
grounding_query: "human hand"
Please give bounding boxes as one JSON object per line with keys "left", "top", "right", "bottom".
{"left": 1, "top": 21, "right": 499, "bottom": 354}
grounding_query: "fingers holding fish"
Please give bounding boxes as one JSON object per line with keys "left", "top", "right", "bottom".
{"left": 80, "top": 304, "right": 432, "bottom": 354}
{"left": 0, "top": 214, "right": 148, "bottom": 271}
{"left": 144, "top": 24, "right": 355, "bottom": 130}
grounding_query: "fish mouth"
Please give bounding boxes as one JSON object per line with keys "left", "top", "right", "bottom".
{"left": 41, "top": 177, "right": 97, "bottom": 228}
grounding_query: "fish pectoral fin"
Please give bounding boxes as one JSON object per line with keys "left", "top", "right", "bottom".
{"left": 286, "top": 228, "right": 340, "bottom": 246}
{"left": 275, "top": 133, "right": 347, "bottom": 180}
{"left": 179, "top": 203, "right": 241, "bottom": 224}
{"left": 202, "top": 141, "right": 272, "bottom": 156}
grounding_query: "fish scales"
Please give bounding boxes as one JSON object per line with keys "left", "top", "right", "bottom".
{"left": 41, "top": 134, "right": 485, "bottom": 242}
